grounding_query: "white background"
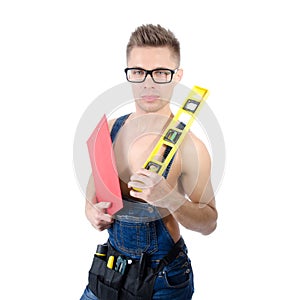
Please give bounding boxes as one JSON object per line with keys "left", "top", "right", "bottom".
{"left": 1, "top": 0, "right": 299, "bottom": 299}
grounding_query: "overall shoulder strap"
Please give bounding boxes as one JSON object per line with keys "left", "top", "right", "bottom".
{"left": 110, "top": 114, "right": 131, "bottom": 143}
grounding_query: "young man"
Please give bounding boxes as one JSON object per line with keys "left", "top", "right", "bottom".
{"left": 81, "top": 24, "right": 217, "bottom": 300}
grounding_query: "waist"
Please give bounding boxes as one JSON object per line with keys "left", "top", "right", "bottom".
{"left": 108, "top": 197, "right": 177, "bottom": 261}
{"left": 114, "top": 196, "right": 161, "bottom": 223}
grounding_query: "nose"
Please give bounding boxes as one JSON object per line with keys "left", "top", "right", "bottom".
{"left": 143, "top": 72, "right": 155, "bottom": 88}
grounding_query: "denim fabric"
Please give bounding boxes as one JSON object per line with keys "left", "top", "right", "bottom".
{"left": 153, "top": 247, "right": 194, "bottom": 300}
{"left": 80, "top": 198, "right": 194, "bottom": 299}
{"left": 80, "top": 286, "right": 99, "bottom": 300}
{"left": 114, "top": 196, "right": 162, "bottom": 223}
{"left": 108, "top": 198, "right": 175, "bottom": 263}
{"left": 108, "top": 197, "right": 194, "bottom": 299}
{"left": 80, "top": 199, "right": 194, "bottom": 300}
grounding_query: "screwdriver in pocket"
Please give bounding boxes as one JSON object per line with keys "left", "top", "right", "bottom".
{"left": 107, "top": 256, "right": 115, "bottom": 269}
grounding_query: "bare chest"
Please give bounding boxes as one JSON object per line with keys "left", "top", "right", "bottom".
{"left": 112, "top": 117, "right": 182, "bottom": 194}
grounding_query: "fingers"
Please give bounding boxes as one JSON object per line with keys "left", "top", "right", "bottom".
{"left": 93, "top": 221, "right": 112, "bottom": 231}
{"left": 127, "top": 169, "right": 174, "bottom": 209}
{"left": 128, "top": 173, "right": 150, "bottom": 187}
{"left": 87, "top": 201, "right": 113, "bottom": 230}
{"left": 128, "top": 168, "right": 162, "bottom": 190}
{"left": 129, "top": 188, "right": 146, "bottom": 199}
{"left": 94, "top": 202, "right": 113, "bottom": 222}
{"left": 94, "top": 201, "right": 111, "bottom": 210}
{"left": 128, "top": 168, "right": 160, "bottom": 201}
{"left": 135, "top": 168, "right": 158, "bottom": 178}
{"left": 128, "top": 180, "right": 145, "bottom": 190}
{"left": 92, "top": 214, "right": 113, "bottom": 231}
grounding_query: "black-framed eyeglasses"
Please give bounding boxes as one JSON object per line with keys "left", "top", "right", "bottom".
{"left": 124, "top": 67, "right": 178, "bottom": 84}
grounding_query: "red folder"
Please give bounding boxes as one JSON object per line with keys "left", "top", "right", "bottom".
{"left": 87, "top": 114, "right": 123, "bottom": 215}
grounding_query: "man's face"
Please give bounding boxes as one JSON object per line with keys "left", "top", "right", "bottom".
{"left": 127, "top": 46, "right": 182, "bottom": 114}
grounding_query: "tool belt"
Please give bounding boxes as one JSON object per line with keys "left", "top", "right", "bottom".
{"left": 88, "top": 237, "right": 185, "bottom": 300}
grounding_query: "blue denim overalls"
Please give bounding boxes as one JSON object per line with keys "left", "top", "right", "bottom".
{"left": 81, "top": 114, "right": 194, "bottom": 300}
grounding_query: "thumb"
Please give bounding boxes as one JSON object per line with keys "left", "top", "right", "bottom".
{"left": 94, "top": 202, "right": 111, "bottom": 209}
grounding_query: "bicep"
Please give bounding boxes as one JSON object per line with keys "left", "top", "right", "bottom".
{"left": 180, "top": 135, "right": 215, "bottom": 207}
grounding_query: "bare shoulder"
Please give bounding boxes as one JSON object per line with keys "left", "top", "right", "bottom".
{"left": 190, "top": 131, "right": 210, "bottom": 155}
{"left": 181, "top": 130, "right": 211, "bottom": 172}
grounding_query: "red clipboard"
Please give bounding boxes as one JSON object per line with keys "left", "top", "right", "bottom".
{"left": 86, "top": 114, "right": 123, "bottom": 215}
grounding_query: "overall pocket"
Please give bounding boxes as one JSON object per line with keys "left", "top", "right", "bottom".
{"left": 110, "top": 220, "right": 158, "bottom": 256}
{"left": 160, "top": 251, "right": 192, "bottom": 289}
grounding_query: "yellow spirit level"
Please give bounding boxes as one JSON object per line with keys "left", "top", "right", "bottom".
{"left": 143, "top": 85, "right": 209, "bottom": 176}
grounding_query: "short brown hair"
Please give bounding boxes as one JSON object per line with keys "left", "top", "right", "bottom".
{"left": 126, "top": 24, "right": 180, "bottom": 65}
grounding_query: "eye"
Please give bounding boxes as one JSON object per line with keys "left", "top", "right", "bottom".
{"left": 154, "top": 70, "right": 171, "bottom": 76}
{"left": 132, "top": 69, "right": 145, "bottom": 76}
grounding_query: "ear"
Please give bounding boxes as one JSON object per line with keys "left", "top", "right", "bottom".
{"left": 174, "top": 68, "right": 183, "bottom": 83}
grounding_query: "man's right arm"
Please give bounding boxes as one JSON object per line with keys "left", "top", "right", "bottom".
{"left": 85, "top": 174, "right": 113, "bottom": 231}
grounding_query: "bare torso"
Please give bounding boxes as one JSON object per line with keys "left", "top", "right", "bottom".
{"left": 111, "top": 113, "right": 183, "bottom": 242}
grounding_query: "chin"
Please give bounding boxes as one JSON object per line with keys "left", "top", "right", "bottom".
{"left": 139, "top": 103, "right": 165, "bottom": 113}
{"left": 137, "top": 98, "right": 169, "bottom": 113}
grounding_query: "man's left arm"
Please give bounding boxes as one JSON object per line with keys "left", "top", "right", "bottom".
{"left": 170, "top": 135, "right": 217, "bottom": 235}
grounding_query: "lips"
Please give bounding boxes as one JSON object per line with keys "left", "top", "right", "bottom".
{"left": 141, "top": 95, "right": 159, "bottom": 102}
